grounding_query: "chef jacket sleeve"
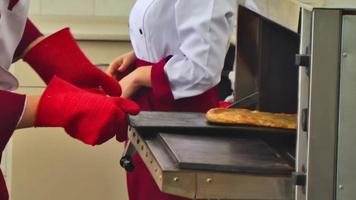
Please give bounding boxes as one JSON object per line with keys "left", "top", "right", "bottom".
{"left": 13, "top": 19, "right": 43, "bottom": 61}
{"left": 151, "top": 0, "right": 235, "bottom": 102}
{"left": 0, "top": 90, "right": 26, "bottom": 151}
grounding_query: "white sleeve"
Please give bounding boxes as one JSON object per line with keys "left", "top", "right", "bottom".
{"left": 165, "top": 0, "right": 236, "bottom": 100}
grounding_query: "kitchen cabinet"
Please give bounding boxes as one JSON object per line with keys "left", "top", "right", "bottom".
{"left": 8, "top": 40, "right": 132, "bottom": 200}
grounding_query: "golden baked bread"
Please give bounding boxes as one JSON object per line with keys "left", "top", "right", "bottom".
{"left": 206, "top": 108, "right": 297, "bottom": 129}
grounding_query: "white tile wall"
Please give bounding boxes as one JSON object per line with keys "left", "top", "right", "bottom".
{"left": 29, "top": 0, "right": 134, "bottom": 17}
{"left": 41, "top": 0, "right": 95, "bottom": 16}
{"left": 29, "top": 0, "right": 41, "bottom": 15}
{"left": 94, "top": 0, "right": 135, "bottom": 17}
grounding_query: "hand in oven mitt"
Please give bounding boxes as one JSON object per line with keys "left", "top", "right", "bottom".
{"left": 24, "top": 28, "right": 121, "bottom": 96}
{"left": 35, "top": 76, "right": 140, "bottom": 145}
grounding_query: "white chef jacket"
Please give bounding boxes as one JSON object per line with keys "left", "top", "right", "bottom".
{"left": 0, "top": 0, "right": 29, "bottom": 91}
{"left": 129, "top": 0, "right": 236, "bottom": 100}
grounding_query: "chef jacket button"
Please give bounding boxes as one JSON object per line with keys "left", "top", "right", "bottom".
{"left": 139, "top": 29, "right": 143, "bottom": 35}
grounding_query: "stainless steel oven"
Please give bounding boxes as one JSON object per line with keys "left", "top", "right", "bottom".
{"left": 123, "top": 1, "right": 356, "bottom": 199}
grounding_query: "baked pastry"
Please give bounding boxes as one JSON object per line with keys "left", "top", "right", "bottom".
{"left": 206, "top": 108, "right": 297, "bottom": 129}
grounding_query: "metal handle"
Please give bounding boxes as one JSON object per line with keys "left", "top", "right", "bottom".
{"left": 120, "top": 141, "right": 136, "bottom": 172}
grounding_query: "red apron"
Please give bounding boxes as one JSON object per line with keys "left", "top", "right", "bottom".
{"left": 126, "top": 59, "right": 219, "bottom": 200}
{"left": 0, "top": 163, "right": 9, "bottom": 200}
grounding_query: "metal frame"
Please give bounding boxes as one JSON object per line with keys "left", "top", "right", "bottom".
{"left": 295, "top": 7, "right": 312, "bottom": 200}
{"left": 304, "top": 9, "right": 341, "bottom": 200}
{"left": 336, "top": 14, "right": 356, "bottom": 200}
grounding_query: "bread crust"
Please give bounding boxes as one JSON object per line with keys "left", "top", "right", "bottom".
{"left": 206, "top": 108, "right": 297, "bottom": 129}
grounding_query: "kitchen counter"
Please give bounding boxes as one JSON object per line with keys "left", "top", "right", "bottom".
{"left": 29, "top": 15, "right": 130, "bottom": 41}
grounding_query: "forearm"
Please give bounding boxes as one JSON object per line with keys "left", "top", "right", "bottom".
{"left": 135, "top": 66, "right": 152, "bottom": 87}
{"left": 17, "top": 96, "right": 40, "bottom": 129}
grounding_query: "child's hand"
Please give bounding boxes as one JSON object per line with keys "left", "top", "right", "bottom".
{"left": 119, "top": 66, "right": 152, "bottom": 98}
{"left": 107, "top": 51, "right": 136, "bottom": 80}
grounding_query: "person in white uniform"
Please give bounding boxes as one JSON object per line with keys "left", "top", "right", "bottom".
{"left": 106, "top": 0, "right": 236, "bottom": 199}
{"left": 0, "top": 1, "right": 139, "bottom": 199}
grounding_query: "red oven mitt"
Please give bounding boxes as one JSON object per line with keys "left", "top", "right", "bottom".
{"left": 35, "top": 76, "right": 140, "bottom": 145}
{"left": 23, "top": 28, "right": 121, "bottom": 96}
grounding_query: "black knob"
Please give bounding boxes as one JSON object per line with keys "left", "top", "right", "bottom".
{"left": 295, "top": 54, "right": 310, "bottom": 67}
{"left": 120, "top": 155, "right": 135, "bottom": 172}
{"left": 292, "top": 172, "right": 306, "bottom": 186}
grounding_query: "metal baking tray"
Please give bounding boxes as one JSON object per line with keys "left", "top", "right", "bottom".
{"left": 128, "top": 111, "right": 296, "bottom": 135}
{"left": 158, "top": 132, "right": 293, "bottom": 175}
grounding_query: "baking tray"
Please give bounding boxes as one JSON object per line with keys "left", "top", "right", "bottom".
{"left": 158, "top": 132, "right": 293, "bottom": 175}
{"left": 128, "top": 111, "right": 296, "bottom": 135}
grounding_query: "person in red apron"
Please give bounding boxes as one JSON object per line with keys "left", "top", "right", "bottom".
{"left": 106, "top": 0, "right": 236, "bottom": 199}
{"left": 0, "top": 1, "right": 140, "bottom": 199}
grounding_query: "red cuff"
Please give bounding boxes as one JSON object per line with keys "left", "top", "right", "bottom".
{"left": 13, "top": 19, "right": 43, "bottom": 60}
{"left": 0, "top": 91, "right": 26, "bottom": 152}
{"left": 151, "top": 58, "right": 175, "bottom": 104}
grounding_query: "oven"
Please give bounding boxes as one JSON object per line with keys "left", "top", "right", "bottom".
{"left": 122, "top": 1, "right": 356, "bottom": 199}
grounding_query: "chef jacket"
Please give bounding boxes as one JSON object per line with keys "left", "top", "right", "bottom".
{"left": 0, "top": 1, "right": 45, "bottom": 143}
{"left": 0, "top": 2, "right": 44, "bottom": 196}
{"left": 0, "top": 0, "right": 29, "bottom": 90}
{"left": 0, "top": 0, "right": 38, "bottom": 138}
{"left": 0, "top": 1, "right": 44, "bottom": 199}
{"left": 129, "top": 0, "right": 236, "bottom": 100}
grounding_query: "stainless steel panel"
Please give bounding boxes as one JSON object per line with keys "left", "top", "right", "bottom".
{"left": 195, "top": 173, "right": 293, "bottom": 200}
{"left": 337, "top": 15, "right": 356, "bottom": 200}
{"left": 128, "top": 127, "right": 294, "bottom": 199}
{"left": 295, "top": 8, "right": 312, "bottom": 200}
{"left": 307, "top": 9, "right": 341, "bottom": 200}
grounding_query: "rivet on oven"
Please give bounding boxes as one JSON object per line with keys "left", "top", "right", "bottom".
{"left": 150, "top": 159, "right": 153, "bottom": 164}
{"left": 173, "top": 177, "right": 179, "bottom": 182}
{"left": 141, "top": 145, "right": 144, "bottom": 151}
{"left": 206, "top": 178, "right": 213, "bottom": 183}
{"left": 132, "top": 131, "right": 136, "bottom": 137}
{"left": 136, "top": 139, "right": 140, "bottom": 144}
{"left": 145, "top": 152, "right": 149, "bottom": 157}
{"left": 342, "top": 52, "right": 348, "bottom": 58}
{"left": 154, "top": 168, "right": 158, "bottom": 172}
{"left": 128, "top": 126, "right": 132, "bottom": 131}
